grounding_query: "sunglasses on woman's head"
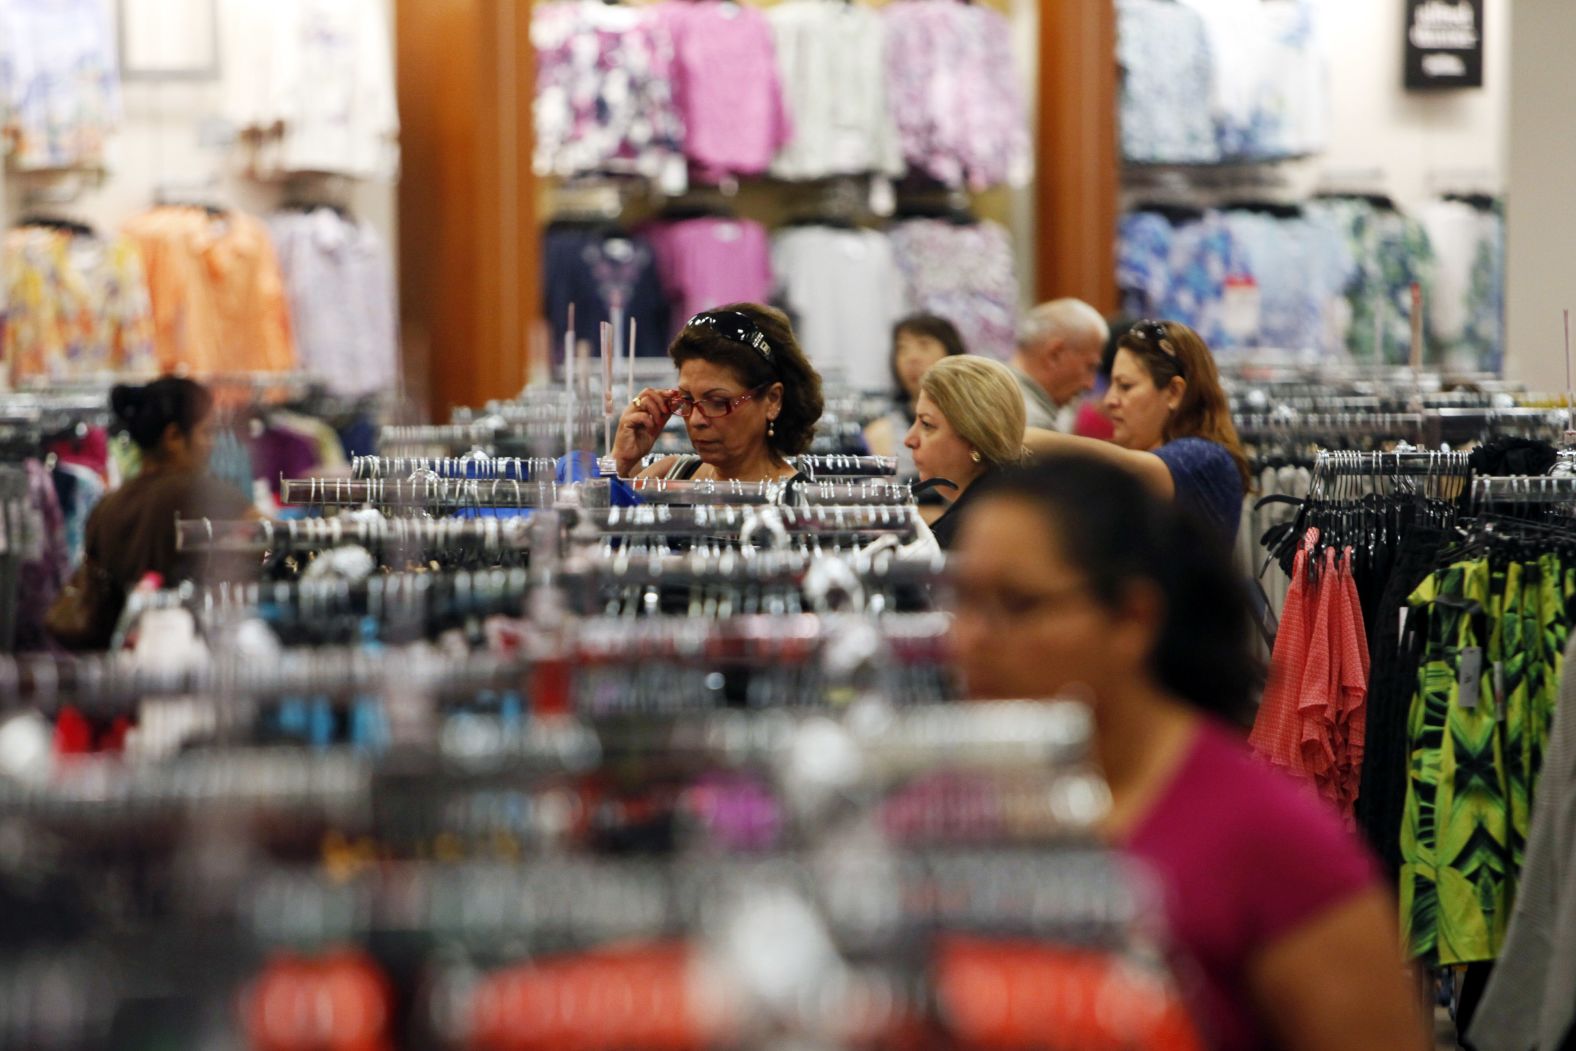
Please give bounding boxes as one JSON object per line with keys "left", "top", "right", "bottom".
{"left": 1130, "top": 319, "right": 1185, "bottom": 374}
{"left": 685, "top": 311, "right": 774, "bottom": 362}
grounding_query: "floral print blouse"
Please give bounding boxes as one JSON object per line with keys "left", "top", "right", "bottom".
{"left": 532, "top": 1, "right": 685, "bottom": 180}
{"left": 3, "top": 226, "right": 154, "bottom": 384}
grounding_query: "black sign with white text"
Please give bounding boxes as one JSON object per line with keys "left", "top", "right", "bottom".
{"left": 1405, "top": 0, "right": 1484, "bottom": 90}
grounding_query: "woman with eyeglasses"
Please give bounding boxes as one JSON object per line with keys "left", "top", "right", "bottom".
{"left": 613, "top": 303, "right": 825, "bottom": 487}
{"left": 1024, "top": 319, "right": 1250, "bottom": 543}
{"left": 950, "top": 456, "right": 1430, "bottom": 1051}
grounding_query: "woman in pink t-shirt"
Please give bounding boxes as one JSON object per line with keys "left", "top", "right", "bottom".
{"left": 947, "top": 456, "right": 1429, "bottom": 1051}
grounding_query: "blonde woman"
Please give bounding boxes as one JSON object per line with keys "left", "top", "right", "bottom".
{"left": 903, "top": 355, "right": 1027, "bottom": 549}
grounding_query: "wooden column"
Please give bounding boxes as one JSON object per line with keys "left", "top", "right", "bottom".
{"left": 396, "top": 0, "right": 539, "bottom": 420}
{"left": 1034, "top": 0, "right": 1118, "bottom": 312}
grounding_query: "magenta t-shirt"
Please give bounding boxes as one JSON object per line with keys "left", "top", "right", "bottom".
{"left": 1123, "top": 720, "right": 1380, "bottom": 1051}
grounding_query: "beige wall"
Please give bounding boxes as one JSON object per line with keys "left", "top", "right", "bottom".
{"left": 1505, "top": 0, "right": 1576, "bottom": 394}
{"left": 0, "top": 2, "right": 397, "bottom": 279}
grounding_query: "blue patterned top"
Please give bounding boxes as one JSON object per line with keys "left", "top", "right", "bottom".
{"left": 1156, "top": 437, "right": 1242, "bottom": 545}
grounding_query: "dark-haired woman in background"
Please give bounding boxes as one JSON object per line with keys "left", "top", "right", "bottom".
{"left": 949, "top": 457, "right": 1428, "bottom": 1051}
{"left": 68, "top": 378, "right": 252, "bottom": 645}
{"left": 613, "top": 303, "right": 825, "bottom": 485}
{"left": 1025, "top": 319, "right": 1250, "bottom": 544}
{"left": 862, "top": 313, "right": 968, "bottom": 471}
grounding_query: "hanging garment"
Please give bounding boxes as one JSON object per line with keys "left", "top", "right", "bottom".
{"left": 1304, "top": 198, "right": 1436, "bottom": 366}
{"left": 1420, "top": 198, "right": 1505, "bottom": 374}
{"left": 654, "top": 0, "right": 791, "bottom": 182}
{"left": 1158, "top": 211, "right": 1252, "bottom": 355}
{"left": 120, "top": 206, "right": 296, "bottom": 376}
{"left": 1218, "top": 210, "right": 1352, "bottom": 356}
{"left": 771, "top": 225, "right": 908, "bottom": 390}
{"left": 531, "top": 1, "right": 685, "bottom": 181}
{"left": 882, "top": 0, "right": 1030, "bottom": 190}
{"left": 219, "top": 0, "right": 400, "bottom": 180}
{"left": 51, "top": 461, "right": 104, "bottom": 566}
{"left": 2, "top": 225, "right": 156, "bottom": 383}
{"left": 766, "top": 1, "right": 902, "bottom": 181}
{"left": 1250, "top": 530, "right": 1369, "bottom": 820}
{"left": 1398, "top": 556, "right": 1573, "bottom": 966}
{"left": 1468, "top": 633, "right": 1576, "bottom": 1051}
{"left": 1116, "top": 0, "right": 1218, "bottom": 164}
{"left": 268, "top": 207, "right": 399, "bottom": 397}
{"left": 13, "top": 458, "right": 69, "bottom": 651}
{"left": 886, "top": 219, "right": 1019, "bottom": 361}
{"left": 642, "top": 217, "right": 773, "bottom": 341}
{"left": 1354, "top": 523, "right": 1449, "bottom": 877}
{"left": 1176, "top": 0, "right": 1327, "bottom": 161}
{"left": 1117, "top": 211, "right": 1179, "bottom": 320}
{"left": 0, "top": 0, "right": 120, "bottom": 170}
{"left": 544, "top": 224, "right": 670, "bottom": 361}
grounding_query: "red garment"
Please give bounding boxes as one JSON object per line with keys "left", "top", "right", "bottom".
{"left": 1249, "top": 530, "right": 1316, "bottom": 771}
{"left": 1073, "top": 399, "right": 1115, "bottom": 441}
{"left": 1124, "top": 720, "right": 1380, "bottom": 1051}
{"left": 46, "top": 426, "right": 110, "bottom": 481}
{"left": 1252, "top": 533, "right": 1370, "bottom": 822}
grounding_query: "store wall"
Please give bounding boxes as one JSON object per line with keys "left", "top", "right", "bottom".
{"left": 1504, "top": 0, "right": 1575, "bottom": 394}
{"left": 0, "top": 0, "right": 399, "bottom": 361}
{"left": 1314, "top": 0, "right": 1509, "bottom": 213}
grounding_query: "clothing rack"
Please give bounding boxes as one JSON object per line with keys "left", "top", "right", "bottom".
{"left": 277, "top": 477, "right": 570, "bottom": 510}
{"left": 625, "top": 477, "right": 915, "bottom": 506}
{"left": 0, "top": 648, "right": 533, "bottom": 714}
{"left": 1472, "top": 475, "right": 1576, "bottom": 508}
{"left": 176, "top": 515, "right": 541, "bottom": 555}
{"left": 618, "top": 453, "right": 899, "bottom": 480}
{"left": 175, "top": 505, "right": 928, "bottom": 557}
{"left": 1427, "top": 407, "right": 1571, "bottom": 447}
{"left": 350, "top": 454, "right": 561, "bottom": 481}
{"left": 0, "top": 700, "right": 1091, "bottom": 818}
{"left": 1235, "top": 412, "right": 1427, "bottom": 442}
{"left": 593, "top": 503, "right": 924, "bottom": 538}
{"left": 239, "top": 846, "right": 1131, "bottom": 950}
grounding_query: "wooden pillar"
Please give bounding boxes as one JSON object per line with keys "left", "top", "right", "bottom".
{"left": 1035, "top": 0, "right": 1118, "bottom": 312}
{"left": 396, "top": 0, "right": 539, "bottom": 420}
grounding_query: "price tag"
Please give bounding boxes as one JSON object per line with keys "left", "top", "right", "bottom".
{"left": 658, "top": 154, "right": 689, "bottom": 197}
{"left": 1222, "top": 276, "right": 1262, "bottom": 343}
{"left": 1458, "top": 646, "right": 1482, "bottom": 709}
{"left": 868, "top": 175, "right": 896, "bottom": 218}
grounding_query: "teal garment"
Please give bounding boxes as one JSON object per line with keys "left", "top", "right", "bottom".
{"left": 1306, "top": 198, "right": 1436, "bottom": 366}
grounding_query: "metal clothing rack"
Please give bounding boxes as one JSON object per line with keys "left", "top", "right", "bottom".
{"left": 1235, "top": 411, "right": 1427, "bottom": 443}
{"left": 625, "top": 477, "right": 915, "bottom": 506}
{"left": 1305, "top": 449, "right": 1474, "bottom": 504}
{"left": 0, "top": 647, "right": 534, "bottom": 714}
{"left": 1472, "top": 475, "right": 1576, "bottom": 508}
{"left": 350, "top": 454, "right": 561, "bottom": 481}
{"left": 176, "top": 514, "right": 541, "bottom": 555}
{"left": 278, "top": 477, "right": 570, "bottom": 510}
{"left": 618, "top": 453, "right": 899, "bottom": 480}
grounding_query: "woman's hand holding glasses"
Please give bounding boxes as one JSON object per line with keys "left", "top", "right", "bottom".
{"left": 613, "top": 388, "right": 678, "bottom": 477}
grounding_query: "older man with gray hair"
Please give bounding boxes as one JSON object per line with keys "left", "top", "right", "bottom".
{"left": 1009, "top": 299, "right": 1110, "bottom": 432}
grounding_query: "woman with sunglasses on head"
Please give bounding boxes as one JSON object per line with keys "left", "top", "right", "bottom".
{"left": 1024, "top": 319, "right": 1250, "bottom": 544}
{"left": 613, "top": 303, "right": 825, "bottom": 488}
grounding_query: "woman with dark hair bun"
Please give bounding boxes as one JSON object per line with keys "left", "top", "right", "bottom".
{"left": 58, "top": 377, "right": 252, "bottom": 647}
{"left": 949, "top": 456, "right": 1428, "bottom": 1051}
{"left": 612, "top": 303, "right": 825, "bottom": 486}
